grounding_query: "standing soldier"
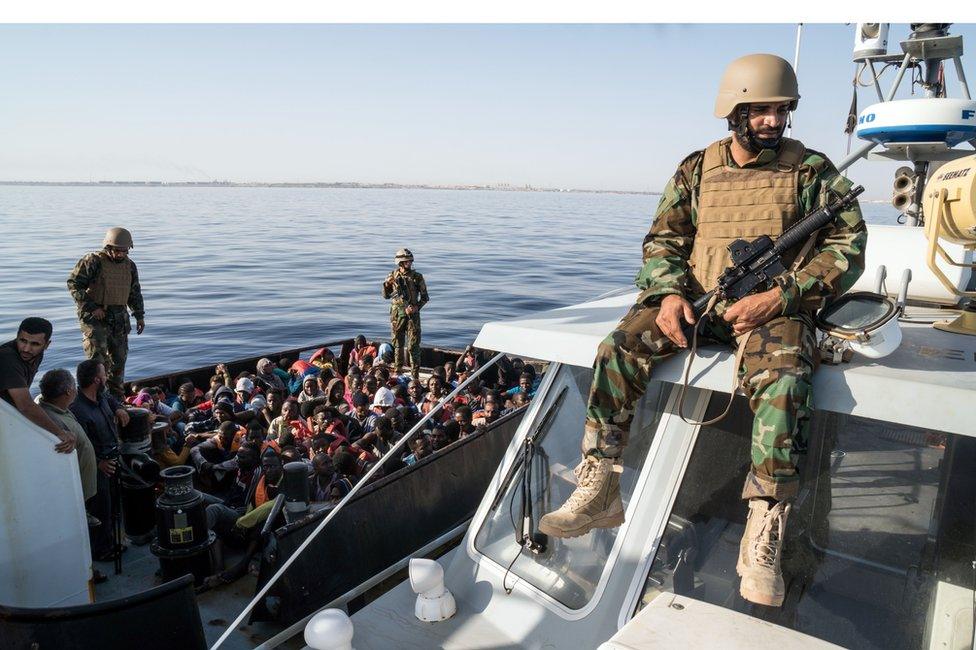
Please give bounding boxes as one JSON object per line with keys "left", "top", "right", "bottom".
{"left": 382, "top": 248, "right": 428, "bottom": 380}
{"left": 67, "top": 227, "right": 146, "bottom": 398}
{"left": 538, "top": 53, "right": 866, "bottom": 607}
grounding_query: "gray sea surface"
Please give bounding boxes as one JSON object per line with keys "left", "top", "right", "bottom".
{"left": 0, "top": 186, "right": 898, "bottom": 382}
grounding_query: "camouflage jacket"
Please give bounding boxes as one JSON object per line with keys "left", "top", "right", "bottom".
{"left": 67, "top": 251, "right": 146, "bottom": 320}
{"left": 382, "top": 268, "right": 429, "bottom": 315}
{"left": 634, "top": 140, "right": 867, "bottom": 315}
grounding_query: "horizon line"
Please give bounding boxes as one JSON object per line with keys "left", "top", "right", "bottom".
{"left": 0, "top": 179, "right": 660, "bottom": 196}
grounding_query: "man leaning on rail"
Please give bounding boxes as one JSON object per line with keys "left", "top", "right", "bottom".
{"left": 538, "top": 53, "right": 867, "bottom": 607}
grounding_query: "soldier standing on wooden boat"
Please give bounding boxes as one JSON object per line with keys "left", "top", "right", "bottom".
{"left": 67, "top": 227, "right": 146, "bottom": 398}
{"left": 382, "top": 248, "right": 428, "bottom": 380}
{"left": 539, "top": 53, "right": 867, "bottom": 607}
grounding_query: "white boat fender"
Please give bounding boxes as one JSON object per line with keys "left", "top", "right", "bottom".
{"left": 815, "top": 291, "right": 903, "bottom": 359}
{"left": 409, "top": 558, "right": 457, "bottom": 623}
{"left": 304, "top": 608, "right": 355, "bottom": 650}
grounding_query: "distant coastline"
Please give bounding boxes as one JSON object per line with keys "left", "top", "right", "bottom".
{"left": 0, "top": 180, "right": 659, "bottom": 196}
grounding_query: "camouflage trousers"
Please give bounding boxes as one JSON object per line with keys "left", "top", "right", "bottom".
{"left": 80, "top": 311, "right": 130, "bottom": 398}
{"left": 583, "top": 301, "right": 816, "bottom": 502}
{"left": 391, "top": 311, "right": 422, "bottom": 377}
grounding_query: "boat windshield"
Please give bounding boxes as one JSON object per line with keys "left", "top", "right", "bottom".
{"left": 636, "top": 394, "right": 976, "bottom": 649}
{"left": 475, "top": 364, "right": 668, "bottom": 610}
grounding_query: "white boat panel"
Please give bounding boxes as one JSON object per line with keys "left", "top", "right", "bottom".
{"left": 0, "top": 399, "right": 91, "bottom": 607}
{"left": 475, "top": 290, "right": 976, "bottom": 436}
{"left": 598, "top": 593, "right": 842, "bottom": 650}
{"left": 848, "top": 224, "right": 974, "bottom": 303}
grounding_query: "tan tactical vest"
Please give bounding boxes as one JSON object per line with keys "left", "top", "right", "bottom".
{"left": 392, "top": 270, "right": 420, "bottom": 307}
{"left": 87, "top": 252, "right": 132, "bottom": 306}
{"left": 688, "top": 137, "right": 805, "bottom": 292}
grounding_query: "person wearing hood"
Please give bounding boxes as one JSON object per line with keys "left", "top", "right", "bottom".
{"left": 254, "top": 357, "right": 285, "bottom": 393}
{"left": 324, "top": 377, "right": 349, "bottom": 415}
{"left": 297, "top": 374, "right": 324, "bottom": 403}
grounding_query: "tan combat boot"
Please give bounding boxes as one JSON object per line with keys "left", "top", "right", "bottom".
{"left": 538, "top": 455, "right": 624, "bottom": 539}
{"left": 738, "top": 499, "right": 791, "bottom": 607}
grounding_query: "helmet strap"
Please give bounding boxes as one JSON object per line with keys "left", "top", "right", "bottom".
{"left": 730, "top": 105, "right": 786, "bottom": 154}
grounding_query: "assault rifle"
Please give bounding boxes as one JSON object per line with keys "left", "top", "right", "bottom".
{"left": 683, "top": 185, "right": 864, "bottom": 336}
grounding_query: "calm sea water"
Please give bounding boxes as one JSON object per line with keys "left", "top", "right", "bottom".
{"left": 0, "top": 186, "right": 898, "bottom": 382}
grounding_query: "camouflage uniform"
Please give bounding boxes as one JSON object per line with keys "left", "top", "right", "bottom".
{"left": 584, "top": 138, "right": 866, "bottom": 501}
{"left": 67, "top": 251, "right": 145, "bottom": 397}
{"left": 382, "top": 268, "right": 429, "bottom": 377}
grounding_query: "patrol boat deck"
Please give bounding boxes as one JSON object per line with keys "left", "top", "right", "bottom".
{"left": 317, "top": 271, "right": 975, "bottom": 650}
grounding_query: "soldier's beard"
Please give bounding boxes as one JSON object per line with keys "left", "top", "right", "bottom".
{"left": 731, "top": 107, "right": 785, "bottom": 154}
{"left": 734, "top": 121, "right": 784, "bottom": 153}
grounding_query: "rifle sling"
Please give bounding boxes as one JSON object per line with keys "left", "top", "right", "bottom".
{"left": 676, "top": 228, "right": 819, "bottom": 427}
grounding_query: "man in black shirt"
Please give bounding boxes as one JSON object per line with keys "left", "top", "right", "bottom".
{"left": 70, "top": 359, "right": 131, "bottom": 560}
{"left": 0, "top": 317, "right": 76, "bottom": 453}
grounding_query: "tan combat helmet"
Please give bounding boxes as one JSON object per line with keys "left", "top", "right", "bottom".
{"left": 103, "top": 227, "right": 134, "bottom": 249}
{"left": 394, "top": 248, "right": 414, "bottom": 262}
{"left": 714, "top": 53, "right": 800, "bottom": 119}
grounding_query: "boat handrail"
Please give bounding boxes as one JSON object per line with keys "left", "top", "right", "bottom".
{"left": 210, "top": 351, "right": 505, "bottom": 650}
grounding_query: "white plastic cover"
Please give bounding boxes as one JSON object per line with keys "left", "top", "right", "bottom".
{"left": 0, "top": 398, "right": 91, "bottom": 607}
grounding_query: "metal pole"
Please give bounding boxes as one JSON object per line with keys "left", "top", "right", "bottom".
{"left": 836, "top": 140, "right": 877, "bottom": 174}
{"left": 885, "top": 52, "right": 912, "bottom": 102}
{"left": 952, "top": 56, "right": 972, "bottom": 99}
{"left": 866, "top": 60, "right": 885, "bottom": 102}
{"left": 211, "top": 352, "right": 505, "bottom": 650}
{"left": 788, "top": 23, "right": 803, "bottom": 138}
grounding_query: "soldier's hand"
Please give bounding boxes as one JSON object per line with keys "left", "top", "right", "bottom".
{"left": 722, "top": 288, "right": 783, "bottom": 337}
{"left": 136, "top": 319, "right": 145, "bottom": 335}
{"left": 405, "top": 305, "right": 416, "bottom": 315}
{"left": 98, "top": 458, "right": 117, "bottom": 477}
{"left": 656, "top": 294, "right": 695, "bottom": 349}
{"left": 55, "top": 428, "right": 77, "bottom": 454}
{"left": 92, "top": 307, "right": 106, "bottom": 320}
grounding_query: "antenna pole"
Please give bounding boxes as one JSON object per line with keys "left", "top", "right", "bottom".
{"left": 789, "top": 23, "right": 803, "bottom": 137}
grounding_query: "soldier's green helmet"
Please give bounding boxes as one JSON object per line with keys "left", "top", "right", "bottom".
{"left": 103, "top": 227, "right": 134, "bottom": 249}
{"left": 394, "top": 248, "right": 414, "bottom": 262}
{"left": 713, "top": 53, "right": 800, "bottom": 119}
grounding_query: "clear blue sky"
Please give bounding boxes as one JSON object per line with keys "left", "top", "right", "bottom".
{"left": 1, "top": 23, "right": 974, "bottom": 198}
